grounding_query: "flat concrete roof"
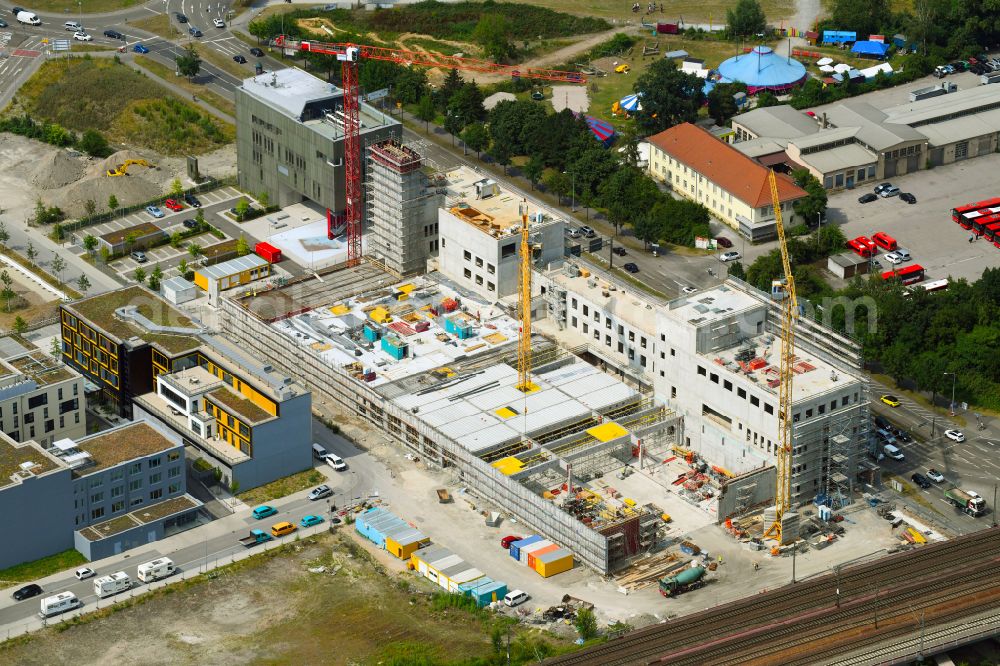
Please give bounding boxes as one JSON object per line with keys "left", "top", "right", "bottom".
{"left": 196, "top": 254, "right": 269, "bottom": 281}
{"left": 883, "top": 84, "right": 1000, "bottom": 126}
{"left": 241, "top": 67, "right": 340, "bottom": 119}
{"left": 667, "top": 283, "right": 763, "bottom": 325}
{"left": 443, "top": 166, "right": 563, "bottom": 240}
{"left": 798, "top": 141, "right": 878, "bottom": 174}
{"left": 548, "top": 270, "right": 661, "bottom": 335}
{"left": 734, "top": 106, "right": 820, "bottom": 139}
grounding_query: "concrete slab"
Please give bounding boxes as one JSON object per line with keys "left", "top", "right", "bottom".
{"left": 550, "top": 85, "right": 589, "bottom": 114}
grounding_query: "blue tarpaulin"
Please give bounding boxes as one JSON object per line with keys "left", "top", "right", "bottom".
{"left": 851, "top": 41, "right": 890, "bottom": 58}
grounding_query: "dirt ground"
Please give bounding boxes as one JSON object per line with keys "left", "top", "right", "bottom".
{"left": 0, "top": 532, "right": 544, "bottom": 666}
{"left": 0, "top": 134, "right": 237, "bottom": 220}
{"left": 0, "top": 271, "right": 59, "bottom": 329}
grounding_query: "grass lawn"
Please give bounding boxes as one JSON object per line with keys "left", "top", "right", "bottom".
{"left": 24, "top": 0, "right": 141, "bottom": 12}
{"left": 12, "top": 57, "right": 234, "bottom": 156}
{"left": 69, "top": 44, "right": 117, "bottom": 53}
{"left": 130, "top": 14, "right": 182, "bottom": 41}
{"left": 237, "top": 468, "right": 326, "bottom": 505}
{"left": 502, "top": 0, "right": 794, "bottom": 22}
{"left": 0, "top": 549, "right": 87, "bottom": 586}
{"left": 135, "top": 56, "right": 236, "bottom": 118}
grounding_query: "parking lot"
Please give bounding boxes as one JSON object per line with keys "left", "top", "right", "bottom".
{"left": 827, "top": 151, "right": 1000, "bottom": 283}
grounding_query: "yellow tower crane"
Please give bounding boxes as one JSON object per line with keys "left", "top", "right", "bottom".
{"left": 516, "top": 200, "right": 536, "bottom": 393}
{"left": 763, "top": 169, "right": 798, "bottom": 545}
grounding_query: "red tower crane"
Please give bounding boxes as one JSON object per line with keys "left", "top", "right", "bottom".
{"left": 270, "top": 36, "right": 586, "bottom": 268}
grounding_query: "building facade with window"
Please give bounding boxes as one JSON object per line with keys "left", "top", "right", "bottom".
{"left": 0, "top": 350, "right": 86, "bottom": 447}
{"left": 647, "top": 123, "right": 807, "bottom": 241}
{"left": 438, "top": 167, "right": 565, "bottom": 300}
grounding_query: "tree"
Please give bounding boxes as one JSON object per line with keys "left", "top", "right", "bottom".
{"left": 542, "top": 170, "right": 571, "bottom": 204}
{"left": 599, "top": 168, "right": 662, "bottom": 235}
{"left": 0, "top": 270, "right": 12, "bottom": 312}
{"left": 25, "top": 242, "right": 37, "bottom": 266}
{"left": 50, "top": 336, "right": 62, "bottom": 359}
{"left": 50, "top": 255, "right": 66, "bottom": 284}
{"left": 489, "top": 142, "right": 512, "bottom": 175}
{"left": 108, "top": 194, "right": 119, "bottom": 212}
{"left": 393, "top": 67, "right": 428, "bottom": 105}
{"left": 99, "top": 246, "right": 111, "bottom": 264}
{"left": 78, "top": 129, "right": 110, "bottom": 158}
{"left": 633, "top": 213, "right": 660, "bottom": 247}
{"left": 727, "top": 260, "right": 747, "bottom": 280}
{"left": 149, "top": 264, "right": 163, "bottom": 291}
{"left": 170, "top": 178, "right": 184, "bottom": 198}
{"left": 178, "top": 258, "right": 189, "bottom": 277}
{"left": 447, "top": 82, "right": 485, "bottom": 128}
{"left": 257, "top": 191, "right": 269, "bottom": 210}
{"left": 32, "top": 198, "right": 45, "bottom": 226}
{"left": 134, "top": 267, "right": 146, "bottom": 284}
{"left": 791, "top": 169, "right": 829, "bottom": 225}
{"left": 124, "top": 232, "right": 138, "bottom": 255}
{"left": 12, "top": 316, "right": 27, "bottom": 336}
{"left": 83, "top": 234, "right": 98, "bottom": 257}
{"left": 76, "top": 274, "right": 90, "bottom": 293}
{"left": 236, "top": 234, "right": 250, "bottom": 257}
{"left": 726, "top": 0, "right": 767, "bottom": 37}
{"left": 175, "top": 45, "right": 202, "bottom": 81}
{"left": 51, "top": 223, "right": 66, "bottom": 244}
{"left": 472, "top": 14, "right": 514, "bottom": 62}
{"left": 707, "top": 82, "right": 747, "bottom": 126}
{"left": 443, "top": 111, "right": 464, "bottom": 145}
{"left": 170, "top": 231, "right": 183, "bottom": 248}
{"left": 415, "top": 94, "right": 436, "bottom": 134}
{"left": 523, "top": 154, "right": 544, "bottom": 190}
{"left": 84, "top": 199, "right": 97, "bottom": 218}
{"left": 633, "top": 61, "right": 705, "bottom": 134}
{"left": 461, "top": 122, "right": 489, "bottom": 159}
{"left": 438, "top": 68, "right": 464, "bottom": 111}
{"left": 831, "top": 0, "right": 891, "bottom": 40}
{"left": 195, "top": 208, "right": 206, "bottom": 228}
{"left": 188, "top": 243, "right": 203, "bottom": 261}
{"left": 575, "top": 607, "right": 599, "bottom": 640}
{"left": 755, "top": 91, "right": 780, "bottom": 108}
{"left": 234, "top": 198, "right": 250, "bottom": 221}
{"left": 0, "top": 221, "right": 8, "bottom": 248}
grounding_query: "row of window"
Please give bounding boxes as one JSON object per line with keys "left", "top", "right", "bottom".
{"left": 697, "top": 365, "right": 775, "bottom": 415}
{"left": 461, "top": 249, "right": 497, "bottom": 274}
{"left": 461, "top": 268, "right": 496, "bottom": 292}
{"left": 84, "top": 483, "right": 182, "bottom": 523}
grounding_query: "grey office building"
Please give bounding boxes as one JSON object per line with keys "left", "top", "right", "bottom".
{"left": 235, "top": 67, "right": 401, "bottom": 214}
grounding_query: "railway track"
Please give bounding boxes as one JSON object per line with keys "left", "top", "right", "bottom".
{"left": 546, "top": 527, "right": 1000, "bottom": 666}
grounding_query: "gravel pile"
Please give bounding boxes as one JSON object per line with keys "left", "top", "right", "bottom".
{"left": 55, "top": 174, "right": 162, "bottom": 218}
{"left": 32, "top": 149, "right": 86, "bottom": 190}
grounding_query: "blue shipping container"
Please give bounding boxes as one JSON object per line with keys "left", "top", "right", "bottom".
{"left": 458, "top": 577, "right": 509, "bottom": 607}
{"left": 509, "top": 535, "right": 542, "bottom": 560}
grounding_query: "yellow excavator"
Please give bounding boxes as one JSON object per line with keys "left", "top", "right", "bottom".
{"left": 106, "top": 159, "right": 154, "bottom": 177}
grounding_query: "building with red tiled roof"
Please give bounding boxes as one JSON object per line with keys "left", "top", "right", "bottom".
{"left": 647, "top": 122, "right": 808, "bottom": 241}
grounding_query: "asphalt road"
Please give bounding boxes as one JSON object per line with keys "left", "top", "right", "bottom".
{"left": 0, "top": 418, "right": 370, "bottom": 632}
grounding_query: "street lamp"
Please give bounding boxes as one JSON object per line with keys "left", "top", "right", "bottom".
{"left": 943, "top": 372, "right": 956, "bottom": 416}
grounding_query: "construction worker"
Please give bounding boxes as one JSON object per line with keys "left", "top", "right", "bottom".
{"left": 753, "top": 561, "right": 759, "bottom": 572}
{"left": 718, "top": 554, "right": 723, "bottom": 565}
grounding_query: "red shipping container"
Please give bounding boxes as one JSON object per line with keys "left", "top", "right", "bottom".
{"left": 255, "top": 242, "right": 282, "bottom": 263}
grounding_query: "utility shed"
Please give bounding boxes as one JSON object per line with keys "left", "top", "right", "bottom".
{"left": 161, "top": 276, "right": 198, "bottom": 305}
{"left": 827, "top": 251, "right": 872, "bottom": 279}
{"left": 458, "top": 577, "right": 508, "bottom": 607}
{"left": 411, "top": 545, "right": 471, "bottom": 590}
{"left": 355, "top": 507, "right": 429, "bottom": 559}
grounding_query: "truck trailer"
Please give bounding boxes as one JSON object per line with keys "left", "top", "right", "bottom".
{"left": 659, "top": 565, "right": 706, "bottom": 597}
{"left": 908, "top": 82, "right": 956, "bottom": 101}
{"left": 945, "top": 488, "right": 987, "bottom": 516}
{"left": 238, "top": 529, "right": 273, "bottom": 547}
{"left": 94, "top": 572, "right": 132, "bottom": 598}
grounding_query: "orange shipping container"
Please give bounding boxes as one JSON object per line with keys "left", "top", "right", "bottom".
{"left": 527, "top": 543, "right": 560, "bottom": 569}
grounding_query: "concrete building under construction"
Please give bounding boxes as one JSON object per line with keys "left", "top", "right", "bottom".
{"left": 365, "top": 140, "right": 443, "bottom": 276}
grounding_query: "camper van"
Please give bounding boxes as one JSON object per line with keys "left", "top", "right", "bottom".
{"left": 94, "top": 572, "right": 132, "bottom": 598}
{"left": 38, "top": 591, "right": 81, "bottom": 618}
{"left": 137, "top": 557, "right": 175, "bottom": 583}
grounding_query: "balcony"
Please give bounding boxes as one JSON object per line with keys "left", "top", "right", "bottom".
{"left": 134, "top": 392, "right": 249, "bottom": 466}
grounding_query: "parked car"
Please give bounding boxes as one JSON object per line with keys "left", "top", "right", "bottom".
{"left": 944, "top": 429, "right": 965, "bottom": 442}
{"left": 182, "top": 218, "right": 198, "bottom": 229}
{"left": 252, "top": 505, "right": 278, "bottom": 519}
{"left": 130, "top": 250, "right": 147, "bottom": 263}
{"left": 133, "top": 43, "right": 149, "bottom": 54}
{"left": 894, "top": 429, "right": 912, "bottom": 443}
{"left": 175, "top": 12, "right": 188, "bottom": 22}
{"left": 164, "top": 199, "right": 183, "bottom": 212}
{"left": 622, "top": 262, "right": 639, "bottom": 273}
{"left": 564, "top": 227, "right": 581, "bottom": 239}
{"left": 73, "top": 31, "right": 92, "bottom": 41}
{"left": 325, "top": 454, "right": 347, "bottom": 471}
{"left": 0, "top": 19, "right": 7, "bottom": 27}
{"left": 719, "top": 250, "right": 742, "bottom": 262}
{"left": 12, "top": 584, "right": 42, "bottom": 601}
{"left": 500, "top": 535, "right": 523, "bottom": 549}
{"left": 858, "top": 193, "right": 878, "bottom": 204}
{"left": 900, "top": 192, "right": 916, "bottom": 204}
{"left": 233, "top": 54, "right": 247, "bottom": 64}
{"left": 614, "top": 63, "right": 630, "bottom": 73}
{"left": 883, "top": 252, "right": 904, "bottom": 265}
{"left": 10, "top": 7, "right": 25, "bottom": 16}
{"left": 578, "top": 225, "right": 596, "bottom": 238}
{"left": 879, "top": 186, "right": 901, "bottom": 198}
{"left": 874, "top": 415, "right": 891, "bottom": 430}
{"left": 308, "top": 485, "right": 333, "bottom": 501}
{"left": 874, "top": 182, "right": 893, "bottom": 195}
{"left": 146, "top": 205, "right": 164, "bottom": 218}
{"left": 103, "top": 29, "right": 123, "bottom": 39}
{"left": 213, "top": 17, "right": 225, "bottom": 28}
{"left": 250, "top": 47, "right": 264, "bottom": 57}
{"left": 189, "top": 26, "right": 202, "bottom": 37}
{"left": 926, "top": 469, "right": 945, "bottom": 483}
{"left": 880, "top": 394, "right": 901, "bottom": 407}
{"left": 300, "top": 515, "right": 324, "bottom": 528}
{"left": 910, "top": 473, "right": 932, "bottom": 489}
{"left": 74, "top": 567, "right": 96, "bottom": 580}
{"left": 681, "top": 286, "right": 697, "bottom": 295}
{"left": 183, "top": 193, "right": 201, "bottom": 207}
{"left": 714, "top": 236, "right": 733, "bottom": 248}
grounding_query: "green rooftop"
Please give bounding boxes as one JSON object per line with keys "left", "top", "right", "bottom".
{"left": 75, "top": 422, "right": 178, "bottom": 476}
{"left": 65, "top": 286, "right": 201, "bottom": 355}
{"left": 209, "top": 387, "right": 273, "bottom": 424}
{"left": 79, "top": 515, "right": 141, "bottom": 541}
{"left": 131, "top": 495, "right": 198, "bottom": 524}
{"left": 0, "top": 439, "right": 59, "bottom": 490}
{"left": 7, "top": 352, "right": 75, "bottom": 386}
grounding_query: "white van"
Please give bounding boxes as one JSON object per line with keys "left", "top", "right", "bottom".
{"left": 312, "top": 442, "right": 329, "bottom": 460}
{"left": 137, "top": 557, "right": 175, "bottom": 583}
{"left": 503, "top": 590, "right": 528, "bottom": 607}
{"left": 38, "top": 591, "right": 81, "bottom": 618}
{"left": 94, "top": 571, "right": 132, "bottom": 598}
{"left": 883, "top": 444, "right": 904, "bottom": 461}
{"left": 17, "top": 11, "right": 41, "bottom": 25}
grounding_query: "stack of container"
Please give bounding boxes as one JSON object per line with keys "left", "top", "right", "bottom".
{"left": 508, "top": 535, "right": 574, "bottom": 578}
{"left": 354, "top": 507, "right": 429, "bottom": 560}
{"left": 508, "top": 535, "right": 543, "bottom": 561}
{"left": 534, "top": 548, "right": 573, "bottom": 577}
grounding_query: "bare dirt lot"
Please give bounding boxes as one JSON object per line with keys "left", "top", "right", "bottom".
{"left": 0, "top": 532, "right": 569, "bottom": 666}
{"left": 0, "top": 271, "right": 60, "bottom": 329}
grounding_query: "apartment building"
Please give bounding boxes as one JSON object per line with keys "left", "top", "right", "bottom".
{"left": 0, "top": 350, "right": 85, "bottom": 447}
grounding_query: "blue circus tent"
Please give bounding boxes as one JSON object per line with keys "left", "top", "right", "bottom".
{"left": 716, "top": 45, "right": 807, "bottom": 94}
{"left": 851, "top": 41, "right": 891, "bottom": 59}
{"left": 619, "top": 93, "right": 643, "bottom": 112}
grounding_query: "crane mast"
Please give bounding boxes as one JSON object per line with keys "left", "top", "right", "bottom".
{"left": 517, "top": 201, "right": 534, "bottom": 393}
{"left": 763, "top": 169, "right": 798, "bottom": 544}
